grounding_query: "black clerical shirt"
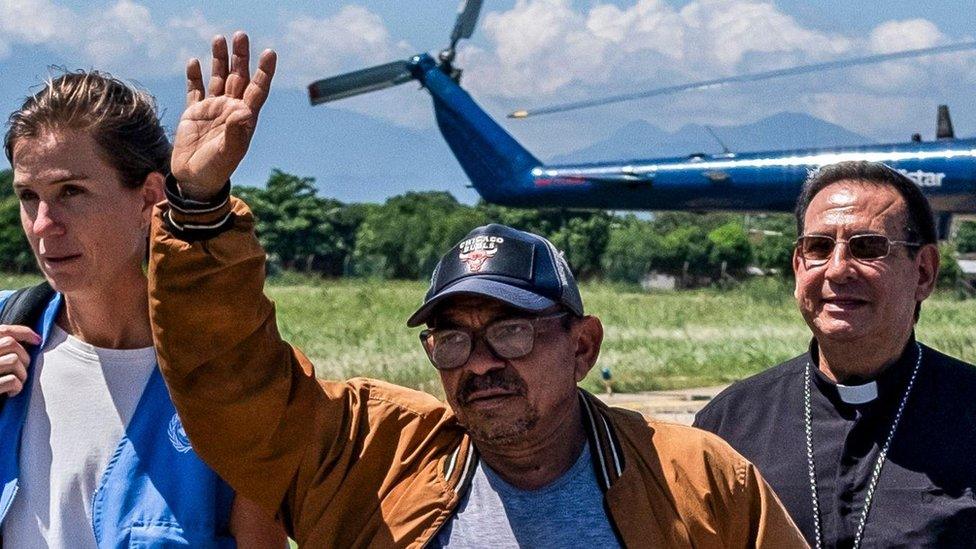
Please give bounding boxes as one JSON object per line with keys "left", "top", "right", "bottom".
{"left": 694, "top": 339, "right": 976, "bottom": 548}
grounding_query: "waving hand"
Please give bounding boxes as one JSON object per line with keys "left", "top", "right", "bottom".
{"left": 171, "top": 32, "right": 276, "bottom": 200}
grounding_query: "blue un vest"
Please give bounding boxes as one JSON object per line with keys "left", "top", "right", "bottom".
{"left": 0, "top": 291, "right": 236, "bottom": 548}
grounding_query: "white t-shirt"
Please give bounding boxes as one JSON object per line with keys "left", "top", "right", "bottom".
{"left": 1, "top": 324, "right": 157, "bottom": 548}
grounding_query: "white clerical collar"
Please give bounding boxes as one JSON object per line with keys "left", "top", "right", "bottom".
{"left": 836, "top": 381, "right": 879, "bottom": 404}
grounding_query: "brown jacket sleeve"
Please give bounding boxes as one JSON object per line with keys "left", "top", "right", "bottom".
{"left": 613, "top": 418, "right": 808, "bottom": 548}
{"left": 150, "top": 198, "right": 460, "bottom": 545}
{"left": 149, "top": 197, "right": 333, "bottom": 517}
{"left": 733, "top": 460, "right": 809, "bottom": 548}
{"left": 674, "top": 423, "right": 807, "bottom": 548}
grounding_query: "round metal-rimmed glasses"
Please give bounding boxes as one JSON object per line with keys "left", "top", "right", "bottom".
{"left": 795, "top": 234, "right": 921, "bottom": 265}
{"left": 419, "top": 312, "right": 569, "bottom": 370}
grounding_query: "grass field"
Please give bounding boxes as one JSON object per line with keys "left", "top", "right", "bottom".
{"left": 266, "top": 276, "right": 976, "bottom": 396}
{"left": 5, "top": 273, "right": 974, "bottom": 395}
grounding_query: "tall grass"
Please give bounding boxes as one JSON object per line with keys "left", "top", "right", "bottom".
{"left": 5, "top": 273, "right": 973, "bottom": 394}
{"left": 268, "top": 276, "right": 976, "bottom": 395}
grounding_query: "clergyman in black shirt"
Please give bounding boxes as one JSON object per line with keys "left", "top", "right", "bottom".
{"left": 694, "top": 161, "right": 976, "bottom": 548}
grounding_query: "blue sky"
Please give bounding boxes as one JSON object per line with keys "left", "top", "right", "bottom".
{"left": 1, "top": 0, "right": 974, "bottom": 200}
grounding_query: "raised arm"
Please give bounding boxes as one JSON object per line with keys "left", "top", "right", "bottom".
{"left": 148, "top": 33, "right": 355, "bottom": 526}
{"left": 151, "top": 35, "right": 458, "bottom": 545}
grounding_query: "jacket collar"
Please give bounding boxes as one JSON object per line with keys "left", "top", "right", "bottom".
{"left": 442, "top": 434, "right": 477, "bottom": 494}
{"left": 578, "top": 389, "right": 625, "bottom": 492}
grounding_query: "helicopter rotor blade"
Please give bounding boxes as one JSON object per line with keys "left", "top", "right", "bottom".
{"left": 509, "top": 40, "right": 976, "bottom": 119}
{"left": 449, "top": 0, "right": 484, "bottom": 50}
{"left": 308, "top": 60, "right": 414, "bottom": 105}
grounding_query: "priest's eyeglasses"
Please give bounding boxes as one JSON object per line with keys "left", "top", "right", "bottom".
{"left": 419, "top": 312, "right": 569, "bottom": 370}
{"left": 795, "top": 234, "right": 921, "bottom": 264}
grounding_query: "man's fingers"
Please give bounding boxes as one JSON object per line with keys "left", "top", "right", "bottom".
{"left": 226, "top": 31, "right": 251, "bottom": 99}
{"left": 186, "top": 58, "right": 205, "bottom": 107}
{"left": 0, "top": 374, "right": 24, "bottom": 398}
{"left": 243, "top": 49, "right": 277, "bottom": 114}
{"left": 208, "top": 35, "right": 230, "bottom": 97}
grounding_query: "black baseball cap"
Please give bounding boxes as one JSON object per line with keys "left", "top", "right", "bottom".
{"left": 407, "top": 224, "right": 584, "bottom": 327}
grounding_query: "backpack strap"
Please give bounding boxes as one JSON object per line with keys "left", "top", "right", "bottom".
{"left": 0, "top": 281, "right": 55, "bottom": 328}
{"left": 0, "top": 281, "right": 54, "bottom": 412}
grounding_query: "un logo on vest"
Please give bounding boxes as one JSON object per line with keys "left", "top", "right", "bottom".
{"left": 168, "top": 414, "right": 193, "bottom": 453}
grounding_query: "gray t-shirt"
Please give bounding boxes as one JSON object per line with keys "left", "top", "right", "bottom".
{"left": 432, "top": 442, "right": 622, "bottom": 548}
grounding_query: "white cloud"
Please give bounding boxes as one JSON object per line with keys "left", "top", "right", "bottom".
{"left": 587, "top": 0, "right": 685, "bottom": 59}
{"left": 0, "top": 0, "right": 72, "bottom": 45}
{"left": 279, "top": 5, "right": 407, "bottom": 82}
{"left": 0, "top": 0, "right": 972, "bottom": 139}
{"left": 462, "top": 0, "right": 852, "bottom": 99}
{"left": 854, "top": 19, "right": 961, "bottom": 93}
{"left": 448, "top": 0, "right": 976, "bottom": 148}
{"left": 85, "top": 2, "right": 226, "bottom": 77}
{"left": 273, "top": 5, "right": 427, "bottom": 126}
{"left": 85, "top": 0, "right": 159, "bottom": 68}
{"left": 0, "top": 0, "right": 222, "bottom": 78}
{"left": 869, "top": 19, "right": 943, "bottom": 53}
{"left": 804, "top": 92, "right": 925, "bottom": 138}
{"left": 0, "top": 0, "right": 71, "bottom": 57}
{"left": 464, "top": 0, "right": 610, "bottom": 97}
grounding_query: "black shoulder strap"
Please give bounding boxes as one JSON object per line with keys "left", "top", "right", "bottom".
{"left": 0, "top": 281, "right": 54, "bottom": 413}
{"left": 0, "top": 281, "right": 55, "bottom": 328}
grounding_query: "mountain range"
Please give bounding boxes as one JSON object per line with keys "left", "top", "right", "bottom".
{"left": 549, "top": 112, "right": 874, "bottom": 164}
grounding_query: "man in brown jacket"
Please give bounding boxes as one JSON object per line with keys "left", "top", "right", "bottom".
{"left": 149, "top": 33, "right": 806, "bottom": 548}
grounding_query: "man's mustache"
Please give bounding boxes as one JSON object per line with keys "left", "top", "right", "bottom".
{"left": 457, "top": 367, "right": 527, "bottom": 404}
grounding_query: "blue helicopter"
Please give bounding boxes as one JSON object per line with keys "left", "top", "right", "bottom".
{"left": 309, "top": 0, "right": 976, "bottom": 236}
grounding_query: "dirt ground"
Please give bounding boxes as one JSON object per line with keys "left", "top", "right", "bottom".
{"left": 595, "top": 385, "right": 729, "bottom": 425}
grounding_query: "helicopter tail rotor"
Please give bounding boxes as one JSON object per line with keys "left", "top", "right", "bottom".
{"left": 308, "top": 60, "right": 415, "bottom": 105}
{"left": 309, "top": 0, "right": 484, "bottom": 105}
{"left": 443, "top": 0, "right": 484, "bottom": 63}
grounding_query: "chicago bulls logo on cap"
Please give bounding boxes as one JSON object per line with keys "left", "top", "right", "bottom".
{"left": 458, "top": 235, "right": 504, "bottom": 273}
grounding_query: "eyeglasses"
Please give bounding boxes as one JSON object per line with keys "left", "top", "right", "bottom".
{"left": 795, "top": 234, "right": 921, "bottom": 264}
{"left": 419, "top": 312, "right": 569, "bottom": 371}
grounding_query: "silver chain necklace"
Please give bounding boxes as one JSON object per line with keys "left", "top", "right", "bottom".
{"left": 804, "top": 342, "right": 922, "bottom": 549}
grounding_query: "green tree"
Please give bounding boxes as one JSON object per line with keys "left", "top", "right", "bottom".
{"left": 0, "top": 169, "right": 36, "bottom": 273}
{"left": 548, "top": 215, "right": 611, "bottom": 279}
{"left": 707, "top": 222, "right": 753, "bottom": 275}
{"left": 956, "top": 221, "right": 976, "bottom": 254}
{"left": 602, "top": 216, "right": 661, "bottom": 283}
{"left": 353, "top": 192, "right": 487, "bottom": 279}
{"left": 652, "top": 212, "right": 737, "bottom": 235}
{"left": 745, "top": 214, "right": 796, "bottom": 276}
{"left": 476, "top": 203, "right": 565, "bottom": 236}
{"left": 753, "top": 233, "right": 795, "bottom": 274}
{"left": 476, "top": 203, "right": 613, "bottom": 279}
{"left": 234, "top": 170, "right": 352, "bottom": 275}
{"left": 746, "top": 213, "right": 796, "bottom": 235}
{"left": 938, "top": 242, "right": 963, "bottom": 290}
{"left": 0, "top": 170, "right": 10, "bottom": 197}
{"left": 333, "top": 203, "right": 377, "bottom": 276}
{"left": 655, "top": 226, "right": 710, "bottom": 276}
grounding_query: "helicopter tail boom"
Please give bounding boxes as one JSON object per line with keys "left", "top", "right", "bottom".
{"left": 413, "top": 55, "right": 542, "bottom": 206}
